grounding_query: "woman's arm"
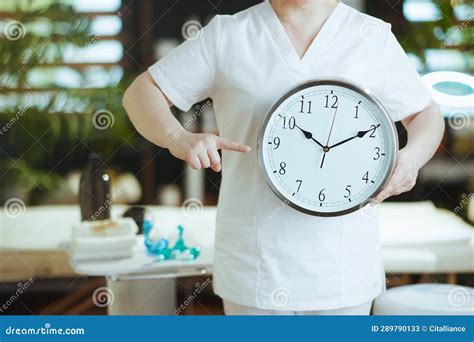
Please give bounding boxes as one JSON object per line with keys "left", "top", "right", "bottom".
{"left": 374, "top": 101, "right": 445, "bottom": 203}
{"left": 122, "top": 72, "right": 250, "bottom": 172}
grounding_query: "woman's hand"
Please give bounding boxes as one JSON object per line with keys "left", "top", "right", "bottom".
{"left": 373, "top": 102, "right": 445, "bottom": 204}
{"left": 167, "top": 131, "right": 251, "bottom": 172}
{"left": 373, "top": 149, "right": 420, "bottom": 204}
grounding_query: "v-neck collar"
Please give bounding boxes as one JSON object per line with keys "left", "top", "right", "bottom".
{"left": 259, "top": 1, "right": 350, "bottom": 72}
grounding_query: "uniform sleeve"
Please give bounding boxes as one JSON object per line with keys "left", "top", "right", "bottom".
{"left": 148, "top": 16, "right": 221, "bottom": 112}
{"left": 378, "top": 26, "right": 432, "bottom": 122}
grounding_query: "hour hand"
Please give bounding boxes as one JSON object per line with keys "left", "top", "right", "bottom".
{"left": 356, "top": 124, "right": 380, "bottom": 138}
{"left": 328, "top": 124, "right": 380, "bottom": 150}
{"left": 294, "top": 124, "right": 325, "bottom": 149}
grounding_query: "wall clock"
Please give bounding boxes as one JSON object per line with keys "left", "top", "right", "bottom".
{"left": 258, "top": 80, "right": 398, "bottom": 216}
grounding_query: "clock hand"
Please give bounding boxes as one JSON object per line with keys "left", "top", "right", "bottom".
{"left": 294, "top": 124, "right": 325, "bottom": 149}
{"left": 320, "top": 151, "right": 327, "bottom": 169}
{"left": 325, "top": 106, "right": 339, "bottom": 146}
{"left": 320, "top": 106, "right": 339, "bottom": 169}
{"left": 328, "top": 124, "right": 381, "bottom": 150}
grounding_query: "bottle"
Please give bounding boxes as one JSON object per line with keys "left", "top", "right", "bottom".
{"left": 79, "top": 153, "right": 111, "bottom": 221}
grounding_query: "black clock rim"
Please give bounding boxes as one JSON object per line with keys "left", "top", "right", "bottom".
{"left": 257, "top": 78, "right": 399, "bottom": 217}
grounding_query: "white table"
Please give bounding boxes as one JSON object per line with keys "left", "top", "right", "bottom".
{"left": 1, "top": 202, "right": 472, "bottom": 314}
{"left": 71, "top": 201, "right": 473, "bottom": 279}
{"left": 378, "top": 202, "right": 474, "bottom": 274}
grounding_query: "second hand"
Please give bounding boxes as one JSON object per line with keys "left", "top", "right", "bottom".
{"left": 320, "top": 105, "right": 339, "bottom": 169}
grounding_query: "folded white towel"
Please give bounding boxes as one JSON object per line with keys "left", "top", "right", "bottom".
{"left": 69, "top": 218, "right": 138, "bottom": 262}
{"left": 71, "top": 235, "right": 137, "bottom": 252}
{"left": 69, "top": 245, "right": 134, "bottom": 261}
{"left": 73, "top": 217, "right": 138, "bottom": 238}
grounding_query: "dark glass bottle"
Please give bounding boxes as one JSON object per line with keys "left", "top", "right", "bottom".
{"left": 79, "top": 154, "right": 111, "bottom": 221}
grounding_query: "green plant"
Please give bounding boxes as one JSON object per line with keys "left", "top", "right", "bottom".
{"left": 0, "top": 0, "right": 137, "bottom": 203}
{"left": 401, "top": 0, "right": 473, "bottom": 68}
{"left": 0, "top": 159, "right": 60, "bottom": 193}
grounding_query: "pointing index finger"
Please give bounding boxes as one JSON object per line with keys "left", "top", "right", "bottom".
{"left": 216, "top": 137, "right": 251, "bottom": 153}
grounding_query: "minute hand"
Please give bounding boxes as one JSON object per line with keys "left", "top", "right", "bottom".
{"left": 328, "top": 124, "right": 380, "bottom": 150}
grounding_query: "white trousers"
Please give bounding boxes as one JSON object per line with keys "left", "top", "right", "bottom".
{"left": 223, "top": 300, "right": 372, "bottom": 315}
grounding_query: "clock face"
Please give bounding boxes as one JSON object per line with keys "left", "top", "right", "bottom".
{"left": 258, "top": 80, "right": 398, "bottom": 216}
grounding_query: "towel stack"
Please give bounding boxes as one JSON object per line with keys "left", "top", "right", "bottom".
{"left": 70, "top": 218, "right": 138, "bottom": 261}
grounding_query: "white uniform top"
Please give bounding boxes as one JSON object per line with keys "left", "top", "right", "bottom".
{"left": 149, "top": 1, "right": 432, "bottom": 310}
